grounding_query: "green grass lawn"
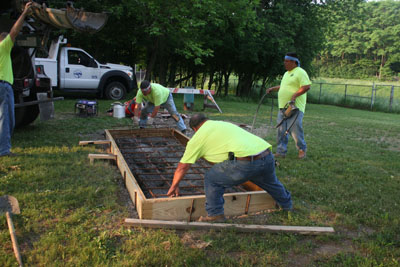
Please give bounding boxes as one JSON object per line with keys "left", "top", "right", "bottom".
{"left": 1, "top": 95, "right": 399, "bottom": 266}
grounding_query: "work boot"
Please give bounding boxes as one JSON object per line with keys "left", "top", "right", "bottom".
{"left": 298, "top": 150, "right": 306, "bottom": 159}
{"left": 198, "top": 214, "right": 225, "bottom": 222}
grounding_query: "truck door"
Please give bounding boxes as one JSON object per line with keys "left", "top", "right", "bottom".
{"left": 61, "top": 49, "right": 100, "bottom": 90}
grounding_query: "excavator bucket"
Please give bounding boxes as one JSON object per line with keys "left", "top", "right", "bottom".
{"left": 30, "top": 2, "right": 107, "bottom": 33}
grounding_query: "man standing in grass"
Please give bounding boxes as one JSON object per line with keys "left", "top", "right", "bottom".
{"left": 167, "top": 113, "right": 292, "bottom": 222}
{"left": 133, "top": 80, "right": 187, "bottom": 134}
{"left": 0, "top": 2, "right": 32, "bottom": 157}
{"left": 266, "top": 52, "right": 311, "bottom": 159}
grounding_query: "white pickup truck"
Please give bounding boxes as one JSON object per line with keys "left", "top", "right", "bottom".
{"left": 36, "top": 36, "right": 137, "bottom": 100}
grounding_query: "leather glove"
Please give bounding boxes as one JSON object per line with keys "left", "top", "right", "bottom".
{"left": 147, "top": 117, "right": 154, "bottom": 125}
{"left": 132, "top": 116, "right": 139, "bottom": 125}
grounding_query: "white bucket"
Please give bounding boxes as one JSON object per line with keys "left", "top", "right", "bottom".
{"left": 113, "top": 102, "right": 125, "bottom": 118}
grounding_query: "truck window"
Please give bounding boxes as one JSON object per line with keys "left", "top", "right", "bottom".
{"left": 68, "top": 50, "right": 92, "bottom": 67}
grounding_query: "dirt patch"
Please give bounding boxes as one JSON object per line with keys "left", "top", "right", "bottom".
{"left": 353, "top": 135, "right": 400, "bottom": 152}
{"left": 114, "top": 166, "right": 139, "bottom": 219}
{"left": 180, "top": 232, "right": 212, "bottom": 249}
{"left": 249, "top": 126, "right": 275, "bottom": 139}
{"left": 338, "top": 226, "right": 375, "bottom": 239}
{"left": 286, "top": 239, "right": 355, "bottom": 266}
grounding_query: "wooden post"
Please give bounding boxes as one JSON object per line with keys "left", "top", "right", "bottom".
{"left": 389, "top": 85, "right": 394, "bottom": 112}
{"left": 344, "top": 84, "right": 347, "bottom": 104}
{"left": 319, "top": 83, "right": 322, "bottom": 104}
{"left": 370, "top": 82, "right": 375, "bottom": 110}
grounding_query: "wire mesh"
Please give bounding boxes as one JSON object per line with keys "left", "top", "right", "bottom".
{"left": 112, "top": 129, "right": 245, "bottom": 199}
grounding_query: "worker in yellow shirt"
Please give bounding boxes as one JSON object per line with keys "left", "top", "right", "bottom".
{"left": 167, "top": 113, "right": 292, "bottom": 222}
{"left": 0, "top": 2, "right": 32, "bottom": 157}
{"left": 133, "top": 80, "right": 187, "bottom": 134}
{"left": 266, "top": 52, "right": 311, "bottom": 159}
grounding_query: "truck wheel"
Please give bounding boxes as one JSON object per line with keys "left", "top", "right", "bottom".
{"left": 105, "top": 81, "right": 126, "bottom": 100}
{"left": 14, "top": 105, "right": 40, "bottom": 128}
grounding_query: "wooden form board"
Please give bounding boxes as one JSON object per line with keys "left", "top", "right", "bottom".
{"left": 125, "top": 218, "right": 335, "bottom": 235}
{"left": 105, "top": 128, "right": 277, "bottom": 221}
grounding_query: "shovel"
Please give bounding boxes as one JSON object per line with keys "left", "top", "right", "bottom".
{"left": 0, "top": 195, "right": 23, "bottom": 266}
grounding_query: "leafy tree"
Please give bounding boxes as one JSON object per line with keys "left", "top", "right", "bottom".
{"left": 42, "top": 0, "right": 341, "bottom": 96}
{"left": 318, "top": 0, "right": 400, "bottom": 79}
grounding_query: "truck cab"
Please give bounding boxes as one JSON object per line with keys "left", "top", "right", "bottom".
{"left": 37, "top": 36, "right": 136, "bottom": 100}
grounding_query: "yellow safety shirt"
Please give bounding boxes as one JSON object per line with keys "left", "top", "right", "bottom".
{"left": 278, "top": 66, "right": 311, "bottom": 113}
{"left": 135, "top": 83, "right": 170, "bottom": 106}
{"left": 180, "top": 120, "right": 271, "bottom": 164}
{"left": 0, "top": 35, "right": 14, "bottom": 84}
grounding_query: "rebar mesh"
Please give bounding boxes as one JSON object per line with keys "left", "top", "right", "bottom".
{"left": 112, "top": 129, "right": 245, "bottom": 199}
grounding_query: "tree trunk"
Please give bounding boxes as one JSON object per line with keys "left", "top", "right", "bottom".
{"left": 378, "top": 54, "right": 385, "bottom": 80}
{"left": 223, "top": 70, "right": 231, "bottom": 96}
{"left": 208, "top": 70, "right": 215, "bottom": 90}
{"left": 145, "top": 38, "right": 160, "bottom": 81}
{"left": 237, "top": 72, "right": 254, "bottom": 97}
{"left": 167, "top": 62, "right": 177, "bottom": 87}
{"left": 260, "top": 77, "right": 268, "bottom": 98}
{"left": 201, "top": 74, "right": 206, "bottom": 89}
{"left": 191, "top": 69, "right": 197, "bottom": 88}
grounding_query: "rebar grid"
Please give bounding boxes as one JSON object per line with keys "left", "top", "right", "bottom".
{"left": 114, "top": 134, "right": 245, "bottom": 199}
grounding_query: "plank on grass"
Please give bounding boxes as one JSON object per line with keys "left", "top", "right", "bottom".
{"left": 124, "top": 218, "right": 335, "bottom": 235}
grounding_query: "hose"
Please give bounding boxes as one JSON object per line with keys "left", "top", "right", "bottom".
{"left": 251, "top": 93, "right": 274, "bottom": 133}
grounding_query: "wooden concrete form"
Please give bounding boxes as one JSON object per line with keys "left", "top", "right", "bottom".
{"left": 104, "top": 128, "right": 277, "bottom": 221}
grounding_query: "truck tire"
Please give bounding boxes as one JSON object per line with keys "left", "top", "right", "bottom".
{"left": 104, "top": 81, "right": 126, "bottom": 100}
{"left": 15, "top": 104, "right": 40, "bottom": 128}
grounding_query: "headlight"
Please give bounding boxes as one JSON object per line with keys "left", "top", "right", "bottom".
{"left": 125, "top": 70, "right": 133, "bottom": 79}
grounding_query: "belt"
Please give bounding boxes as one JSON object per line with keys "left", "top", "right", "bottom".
{"left": 235, "top": 148, "right": 270, "bottom": 161}
{"left": 0, "top": 80, "right": 11, "bottom": 86}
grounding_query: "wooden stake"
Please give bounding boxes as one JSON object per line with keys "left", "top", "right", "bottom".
{"left": 6, "top": 212, "right": 23, "bottom": 266}
{"left": 124, "top": 218, "right": 335, "bottom": 235}
{"left": 187, "top": 199, "right": 195, "bottom": 222}
{"left": 245, "top": 195, "right": 251, "bottom": 214}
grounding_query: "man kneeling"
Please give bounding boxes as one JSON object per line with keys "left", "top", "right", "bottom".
{"left": 167, "top": 113, "right": 292, "bottom": 222}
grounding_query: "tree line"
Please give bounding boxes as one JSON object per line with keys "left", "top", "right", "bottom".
{"left": 50, "top": 0, "right": 372, "bottom": 96}
{"left": 316, "top": 0, "right": 400, "bottom": 80}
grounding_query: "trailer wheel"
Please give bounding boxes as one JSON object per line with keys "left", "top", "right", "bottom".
{"left": 104, "top": 81, "right": 126, "bottom": 100}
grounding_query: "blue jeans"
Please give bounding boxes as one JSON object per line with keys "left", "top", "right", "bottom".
{"left": 204, "top": 153, "right": 292, "bottom": 216}
{"left": 139, "top": 93, "right": 187, "bottom": 131}
{"left": 0, "top": 82, "right": 15, "bottom": 156}
{"left": 276, "top": 110, "right": 306, "bottom": 155}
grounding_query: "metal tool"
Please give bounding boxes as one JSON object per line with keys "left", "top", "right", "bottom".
{"left": 0, "top": 195, "right": 23, "bottom": 266}
{"left": 276, "top": 101, "right": 299, "bottom": 135}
